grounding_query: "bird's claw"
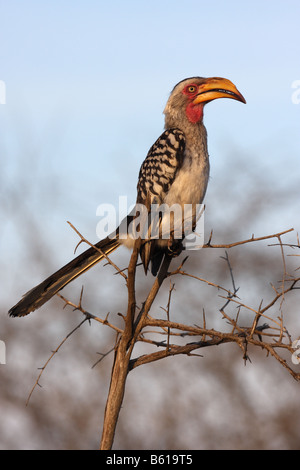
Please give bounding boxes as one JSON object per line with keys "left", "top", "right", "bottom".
{"left": 167, "top": 239, "right": 183, "bottom": 257}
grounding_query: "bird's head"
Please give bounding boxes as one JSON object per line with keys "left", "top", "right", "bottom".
{"left": 164, "top": 76, "right": 246, "bottom": 127}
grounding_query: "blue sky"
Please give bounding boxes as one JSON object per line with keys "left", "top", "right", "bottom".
{"left": 1, "top": 0, "right": 300, "bottom": 268}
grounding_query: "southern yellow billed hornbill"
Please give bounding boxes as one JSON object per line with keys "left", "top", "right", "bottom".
{"left": 9, "top": 77, "right": 246, "bottom": 317}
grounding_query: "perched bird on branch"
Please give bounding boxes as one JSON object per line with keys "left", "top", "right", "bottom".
{"left": 9, "top": 77, "right": 245, "bottom": 317}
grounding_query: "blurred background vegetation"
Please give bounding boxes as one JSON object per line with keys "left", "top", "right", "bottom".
{"left": 2, "top": 139, "right": 299, "bottom": 449}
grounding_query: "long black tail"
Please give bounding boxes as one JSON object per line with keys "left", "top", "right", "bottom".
{"left": 9, "top": 237, "right": 120, "bottom": 317}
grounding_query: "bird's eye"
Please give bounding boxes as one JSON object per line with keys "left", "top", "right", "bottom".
{"left": 187, "top": 85, "right": 197, "bottom": 93}
{"left": 182, "top": 84, "right": 198, "bottom": 97}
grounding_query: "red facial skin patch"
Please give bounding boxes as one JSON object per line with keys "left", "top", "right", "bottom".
{"left": 182, "top": 84, "right": 204, "bottom": 124}
{"left": 185, "top": 101, "right": 204, "bottom": 123}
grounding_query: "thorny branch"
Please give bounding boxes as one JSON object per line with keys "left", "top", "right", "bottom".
{"left": 27, "top": 227, "right": 300, "bottom": 449}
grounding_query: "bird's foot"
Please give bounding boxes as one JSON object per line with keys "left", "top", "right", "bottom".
{"left": 167, "top": 239, "right": 183, "bottom": 257}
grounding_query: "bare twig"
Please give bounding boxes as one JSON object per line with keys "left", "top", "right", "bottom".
{"left": 67, "top": 221, "right": 127, "bottom": 280}
{"left": 203, "top": 228, "right": 294, "bottom": 249}
{"left": 26, "top": 317, "right": 89, "bottom": 406}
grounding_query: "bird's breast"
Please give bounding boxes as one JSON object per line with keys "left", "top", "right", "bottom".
{"left": 164, "top": 148, "right": 210, "bottom": 208}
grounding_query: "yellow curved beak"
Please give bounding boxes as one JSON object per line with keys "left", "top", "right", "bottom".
{"left": 193, "top": 77, "right": 246, "bottom": 105}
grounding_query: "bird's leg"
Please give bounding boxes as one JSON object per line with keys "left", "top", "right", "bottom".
{"left": 167, "top": 233, "right": 183, "bottom": 257}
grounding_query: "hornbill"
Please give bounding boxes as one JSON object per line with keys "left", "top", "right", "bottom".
{"left": 9, "top": 77, "right": 245, "bottom": 317}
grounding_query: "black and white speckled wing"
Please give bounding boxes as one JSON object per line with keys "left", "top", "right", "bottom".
{"left": 135, "top": 128, "right": 186, "bottom": 275}
{"left": 137, "top": 128, "right": 186, "bottom": 205}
